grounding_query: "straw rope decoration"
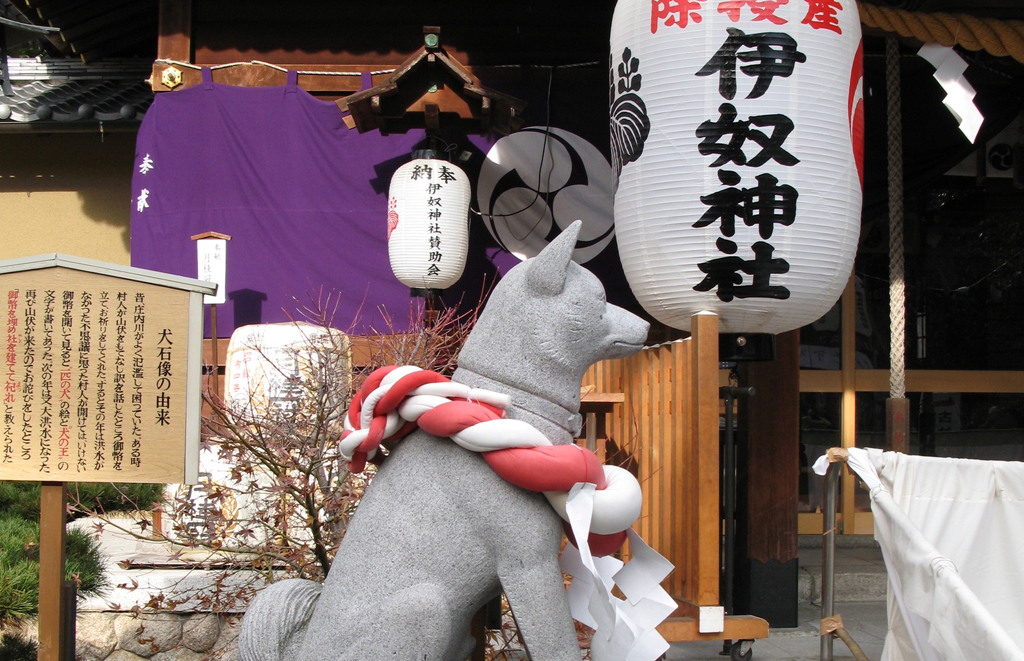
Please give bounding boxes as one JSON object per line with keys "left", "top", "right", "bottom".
{"left": 860, "top": 3, "right": 1024, "bottom": 64}
{"left": 886, "top": 36, "right": 907, "bottom": 401}
{"left": 339, "top": 366, "right": 642, "bottom": 557}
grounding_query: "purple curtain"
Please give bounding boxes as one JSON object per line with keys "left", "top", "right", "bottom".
{"left": 130, "top": 67, "right": 633, "bottom": 337}
{"left": 131, "top": 69, "right": 451, "bottom": 336}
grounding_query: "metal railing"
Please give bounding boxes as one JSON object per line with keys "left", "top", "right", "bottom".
{"left": 820, "top": 448, "right": 871, "bottom": 661}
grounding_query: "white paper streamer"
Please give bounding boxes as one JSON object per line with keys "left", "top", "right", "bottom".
{"left": 918, "top": 43, "right": 984, "bottom": 143}
{"left": 561, "top": 485, "right": 674, "bottom": 661}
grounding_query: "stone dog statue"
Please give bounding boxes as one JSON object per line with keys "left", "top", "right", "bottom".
{"left": 238, "top": 221, "right": 649, "bottom": 661}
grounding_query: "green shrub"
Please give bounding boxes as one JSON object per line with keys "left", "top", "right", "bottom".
{"left": 0, "top": 481, "right": 164, "bottom": 521}
{"left": 0, "top": 518, "right": 39, "bottom": 626}
{"left": 0, "top": 480, "right": 157, "bottom": 627}
{"left": 0, "top": 514, "right": 106, "bottom": 626}
{"left": 65, "top": 527, "right": 106, "bottom": 595}
{"left": 0, "top": 632, "right": 36, "bottom": 661}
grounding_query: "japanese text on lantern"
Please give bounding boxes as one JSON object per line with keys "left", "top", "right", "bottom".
{"left": 0, "top": 269, "right": 191, "bottom": 483}
{"left": 652, "top": 1, "right": 844, "bottom": 34}
{"left": 691, "top": 21, "right": 820, "bottom": 302}
{"left": 411, "top": 163, "right": 459, "bottom": 279}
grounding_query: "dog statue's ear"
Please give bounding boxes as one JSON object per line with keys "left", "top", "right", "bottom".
{"left": 526, "top": 220, "right": 581, "bottom": 296}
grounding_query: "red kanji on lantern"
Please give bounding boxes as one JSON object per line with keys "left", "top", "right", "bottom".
{"left": 801, "top": 0, "right": 843, "bottom": 33}
{"left": 651, "top": 0, "right": 706, "bottom": 33}
{"left": 717, "top": 0, "right": 789, "bottom": 25}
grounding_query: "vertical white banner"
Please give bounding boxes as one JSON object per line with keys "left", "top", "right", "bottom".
{"left": 196, "top": 238, "right": 227, "bottom": 305}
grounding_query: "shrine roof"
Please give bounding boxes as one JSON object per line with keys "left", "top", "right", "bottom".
{"left": 0, "top": 58, "right": 152, "bottom": 129}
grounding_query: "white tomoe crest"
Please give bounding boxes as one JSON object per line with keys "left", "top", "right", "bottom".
{"left": 476, "top": 127, "right": 617, "bottom": 264}
{"left": 611, "top": 0, "right": 864, "bottom": 334}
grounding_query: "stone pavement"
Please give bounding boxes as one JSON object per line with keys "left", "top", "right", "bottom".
{"left": 666, "top": 535, "right": 889, "bottom": 661}
{"left": 74, "top": 517, "right": 891, "bottom": 661}
{"left": 664, "top": 601, "right": 887, "bottom": 661}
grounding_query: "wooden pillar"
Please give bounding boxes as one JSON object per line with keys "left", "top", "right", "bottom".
{"left": 840, "top": 274, "right": 857, "bottom": 530}
{"left": 469, "top": 609, "right": 485, "bottom": 661}
{"left": 886, "top": 397, "right": 910, "bottom": 453}
{"left": 38, "top": 483, "right": 68, "bottom": 661}
{"left": 690, "top": 312, "right": 720, "bottom": 608}
{"left": 158, "top": 0, "right": 192, "bottom": 61}
{"left": 736, "top": 330, "right": 800, "bottom": 628}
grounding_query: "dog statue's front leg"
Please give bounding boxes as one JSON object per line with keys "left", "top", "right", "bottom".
{"left": 498, "top": 553, "right": 580, "bottom": 661}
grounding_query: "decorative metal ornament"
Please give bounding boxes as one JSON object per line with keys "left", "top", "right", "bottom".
{"left": 161, "top": 66, "right": 183, "bottom": 90}
{"left": 610, "top": 0, "right": 864, "bottom": 334}
{"left": 387, "top": 152, "right": 471, "bottom": 291}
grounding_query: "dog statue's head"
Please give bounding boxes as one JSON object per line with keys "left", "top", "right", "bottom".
{"left": 456, "top": 221, "right": 649, "bottom": 418}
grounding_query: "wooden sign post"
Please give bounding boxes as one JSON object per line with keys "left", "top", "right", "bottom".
{"left": 191, "top": 232, "right": 231, "bottom": 397}
{"left": 37, "top": 482, "right": 67, "bottom": 660}
{"left": 0, "top": 254, "right": 214, "bottom": 661}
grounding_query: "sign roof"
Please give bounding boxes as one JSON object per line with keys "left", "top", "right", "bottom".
{"left": 0, "top": 254, "right": 217, "bottom": 296}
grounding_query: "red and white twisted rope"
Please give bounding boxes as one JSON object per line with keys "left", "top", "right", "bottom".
{"left": 339, "top": 366, "right": 642, "bottom": 556}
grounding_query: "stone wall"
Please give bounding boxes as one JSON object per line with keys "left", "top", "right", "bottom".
{"left": 10, "top": 612, "right": 240, "bottom": 661}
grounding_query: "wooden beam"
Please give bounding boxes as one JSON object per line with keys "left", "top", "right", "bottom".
{"left": 36, "top": 0, "right": 135, "bottom": 26}
{"left": 158, "top": 0, "right": 191, "bottom": 62}
{"left": 80, "top": 23, "right": 157, "bottom": 63}
{"left": 190, "top": 231, "right": 232, "bottom": 241}
{"left": 658, "top": 614, "right": 769, "bottom": 642}
{"left": 69, "top": 17, "right": 150, "bottom": 56}
{"left": 61, "top": 1, "right": 150, "bottom": 41}
{"left": 21, "top": 1, "right": 70, "bottom": 54}
{"left": 801, "top": 369, "right": 1024, "bottom": 394}
{"left": 799, "top": 370, "right": 843, "bottom": 392}
{"left": 151, "top": 61, "right": 373, "bottom": 93}
{"left": 862, "top": 369, "right": 1024, "bottom": 393}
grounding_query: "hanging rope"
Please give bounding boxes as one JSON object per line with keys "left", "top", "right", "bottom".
{"left": 153, "top": 58, "right": 397, "bottom": 77}
{"left": 860, "top": 3, "right": 1024, "bottom": 64}
{"left": 886, "top": 36, "right": 907, "bottom": 401}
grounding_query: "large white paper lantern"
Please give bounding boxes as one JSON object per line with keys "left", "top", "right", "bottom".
{"left": 610, "top": 0, "right": 864, "bottom": 334}
{"left": 387, "top": 152, "right": 471, "bottom": 291}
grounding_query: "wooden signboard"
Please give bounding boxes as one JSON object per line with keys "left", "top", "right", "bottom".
{"left": 0, "top": 254, "right": 214, "bottom": 485}
{"left": 0, "top": 254, "right": 214, "bottom": 661}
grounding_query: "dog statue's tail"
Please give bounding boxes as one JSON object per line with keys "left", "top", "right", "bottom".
{"left": 238, "top": 579, "right": 323, "bottom": 661}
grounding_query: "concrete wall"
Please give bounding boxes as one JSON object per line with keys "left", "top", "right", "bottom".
{"left": 0, "top": 132, "right": 136, "bottom": 265}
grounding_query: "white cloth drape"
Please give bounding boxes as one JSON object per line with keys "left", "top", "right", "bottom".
{"left": 814, "top": 448, "right": 1024, "bottom": 661}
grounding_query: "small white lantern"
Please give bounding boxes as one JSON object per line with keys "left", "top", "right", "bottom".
{"left": 610, "top": 0, "right": 864, "bottom": 334}
{"left": 387, "top": 151, "right": 471, "bottom": 291}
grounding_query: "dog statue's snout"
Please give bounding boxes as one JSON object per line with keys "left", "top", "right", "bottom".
{"left": 603, "top": 304, "right": 649, "bottom": 360}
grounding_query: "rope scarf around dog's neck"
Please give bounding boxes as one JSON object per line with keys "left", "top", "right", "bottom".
{"left": 339, "top": 365, "right": 643, "bottom": 556}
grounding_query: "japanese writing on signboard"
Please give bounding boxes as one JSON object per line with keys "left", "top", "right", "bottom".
{"left": 0, "top": 267, "right": 192, "bottom": 483}
{"left": 648, "top": 0, "right": 847, "bottom": 303}
{"left": 409, "top": 162, "right": 460, "bottom": 280}
{"left": 196, "top": 239, "right": 227, "bottom": 305}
